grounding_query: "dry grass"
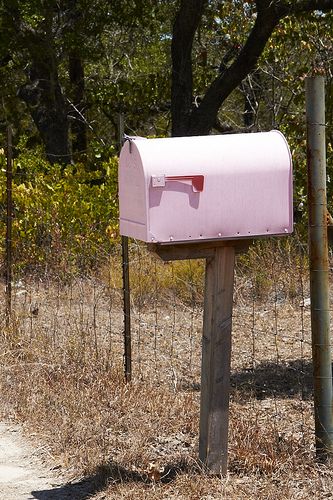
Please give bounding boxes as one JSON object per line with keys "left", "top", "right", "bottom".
{"left": 1, "top": 239, "right": 333, "bottom": 499}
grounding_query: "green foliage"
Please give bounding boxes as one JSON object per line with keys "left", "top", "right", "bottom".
{"left": 262, "top": 13, "right": 333, "bottom": 216}
{"left": 88, "top": 1, "right": 173, "bottom": 138}
{"left": 0, "top": 146, "right": 119, "bottom": 276}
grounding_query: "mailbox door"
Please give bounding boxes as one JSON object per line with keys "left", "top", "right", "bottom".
{"left": 119, "top": 141, "right": 149, "bottom": 241}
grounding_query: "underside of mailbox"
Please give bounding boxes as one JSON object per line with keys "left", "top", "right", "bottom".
{"left": 118, "top": 131, "right": 293, "bottom": 244}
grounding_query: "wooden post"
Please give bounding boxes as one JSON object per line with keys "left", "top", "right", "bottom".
{"left": 199, "top": 246, "right": 235, "bottom": 474}
{"left": 148, "top": 240, "right": 244, "bottom": 474}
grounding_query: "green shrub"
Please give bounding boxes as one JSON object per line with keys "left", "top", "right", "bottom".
{"left": 0, "top": 147, "right": 119, "bottom": 276}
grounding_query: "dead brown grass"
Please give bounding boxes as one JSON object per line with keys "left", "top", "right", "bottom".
{"left": 0, "top": 239, "right": 333, "bottom": 499}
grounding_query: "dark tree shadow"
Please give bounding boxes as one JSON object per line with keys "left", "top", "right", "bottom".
{"left": 31, "top": 459, "right": 193, "bottom": 499}
{"left": 231, "top": 359, "right": 313, "bottom": 401}
{"left": 180, "top": 359, "right": 314, "bottom": 401}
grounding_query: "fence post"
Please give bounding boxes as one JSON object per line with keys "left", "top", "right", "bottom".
{"left": 118, "top": 114, "right": 132, "bottom": 382}
{"left": 306, "top": 75, "right": 333, "bottom": 460}
{"left": 5, "top": 126, "right": 13, "bottom": 327}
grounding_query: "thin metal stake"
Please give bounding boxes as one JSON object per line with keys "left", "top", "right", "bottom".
{"left": 118, "top": 113, "right": 132, "bottom": 382}
{"left": 122, "top": 235, "right": 131, "bottom": 382}
{"left": 5, "top": 126, "right": 13, "bottom": 327}
{"left": 306, "top": 75, "right": 333, "bottom": 460}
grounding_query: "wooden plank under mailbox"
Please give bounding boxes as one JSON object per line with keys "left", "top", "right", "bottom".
{"left": 148, "top": 239, "right": 251, "bottom": 261}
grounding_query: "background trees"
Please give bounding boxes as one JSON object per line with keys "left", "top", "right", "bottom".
{"left": 171, "top": 0, "right": 333, "bottom": 136}
{"left": 0, "top": 0, "right": 332, "bottom": 168}
{"left": 0, "top": 0, "right": 332, "bottom": 271}
{"left": 0, "top": 1, "right": 173, "bottom": 162}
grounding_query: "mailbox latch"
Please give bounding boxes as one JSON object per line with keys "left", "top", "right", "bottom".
{"left": 151, "top": 174, "right": 204, "bottom": 192}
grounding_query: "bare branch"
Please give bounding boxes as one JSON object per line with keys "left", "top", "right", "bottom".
{"left": 171, "top": 0, "right": 333, "bottom": 136}
{"left": 189, "top": 6, "right": 281, "bottom": 135}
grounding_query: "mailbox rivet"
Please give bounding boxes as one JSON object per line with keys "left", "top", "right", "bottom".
{"left": 284, "top": 228, "right": 288, "bottom": 233}
{"left": 218, "top": 232, "right": 222, "bottom": 237}
{"left": 170, "top": 236, "right": 174, "bottom": 241}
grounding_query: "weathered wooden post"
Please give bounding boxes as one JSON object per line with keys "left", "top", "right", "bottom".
{"left": 149, "top": 240, "right": 244, "bottom": 473}
{"left": 199, "top": 245, "right": 235, "bottom": 473}
{"left": 118, "top": 132, "right": 293, "bottom": 473}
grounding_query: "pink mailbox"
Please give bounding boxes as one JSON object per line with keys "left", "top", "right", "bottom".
{"left": 119, "top": 131, "right": 293, "bottom": 244}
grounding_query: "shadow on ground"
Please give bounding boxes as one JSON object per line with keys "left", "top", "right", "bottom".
{"left": 231, "top": 358, "right": 313, "bottom": 401}
{"left": 181, "top": 359, "right": 314, "bottom": 400}
{"left": 31, "top": 460, "right": 192, "bottom": 499}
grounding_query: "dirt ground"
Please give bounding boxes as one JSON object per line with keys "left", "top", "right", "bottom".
{"left": 0, "top": 423, "right": 108, "bottom": 500}
{"left": 1, "top": 252, "right": 333, "bottom": 499}
{"left": 0, "top": 422, "right": 62, "bottom": 500}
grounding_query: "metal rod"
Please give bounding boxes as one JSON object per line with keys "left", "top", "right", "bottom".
{"left": 122, "top": 235, "right": 131, "bottom": 382}
{"left": 306, "top": 75, "right": 333, "bottom": 460}
{"left": 118, "top": 113, "right": 132, "bottom": 382}
{"left": 5, "top": 126, "right": 13, "bottom": 327}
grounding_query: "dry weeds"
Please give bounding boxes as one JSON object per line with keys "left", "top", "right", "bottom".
{"left": 0, "top": 241, "right": 333, "bottom": 499}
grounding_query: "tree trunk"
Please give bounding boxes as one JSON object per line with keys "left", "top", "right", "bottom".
{"left": 12, "top": 6, "right": 71, "bottom": 164}
{"left": 18, "top": 37, "right": 71, "bottom": 165}
{"left": 171, "top": 0, "right": 207, "bottom": 136}
{"left": 69, "top": 54, "right": 87, "bottom": 155}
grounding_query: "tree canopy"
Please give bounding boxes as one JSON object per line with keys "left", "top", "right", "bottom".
{"left": 0, "top": 0, "right": 332, "bottom": 168}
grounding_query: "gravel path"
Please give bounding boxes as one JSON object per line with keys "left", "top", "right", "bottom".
{"left": 0, "top": 422, "right": 65, "bottom": 500}
{"left": 0, "top": 422, "right": 103, "bottom": 500}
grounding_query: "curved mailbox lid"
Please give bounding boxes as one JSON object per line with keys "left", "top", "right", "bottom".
{"left": 119, "top": 131, "right": 293, "bottom": 243}
{"left": 132, "top": 130, "right": 291, "bottom": 177}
